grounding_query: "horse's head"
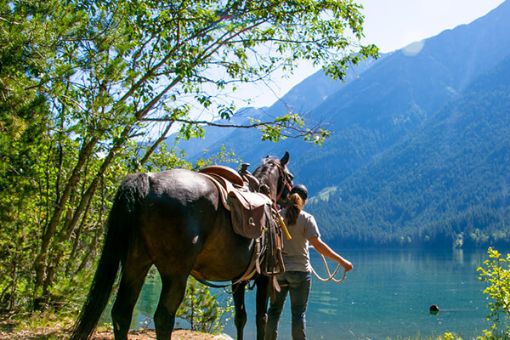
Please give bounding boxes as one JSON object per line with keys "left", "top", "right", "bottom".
{"left": 253, "top": 151, "right": 294, "bottom": 206}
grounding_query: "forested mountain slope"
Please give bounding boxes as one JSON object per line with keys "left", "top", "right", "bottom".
{"left": 185, "top": 1, "right": 510, "bottom": 196}
{"left": 310, "top": 56, "right": 510, "bottom": 247}
{"left": 173, "top": 1, "right": 510, "bottom": 247}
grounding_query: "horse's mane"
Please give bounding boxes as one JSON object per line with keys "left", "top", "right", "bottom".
{"left": 251, "top": 156, "right": 283, "bottom": 195}
{"left": 262, "top": 155, "right": 279, "bottom": 162}
{"left": 254, "top": 156, "right": 279, "bottom": 175}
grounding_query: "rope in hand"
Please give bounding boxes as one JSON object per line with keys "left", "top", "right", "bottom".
{"left": 310, "top": 253, "right": 347, "bottom": 284}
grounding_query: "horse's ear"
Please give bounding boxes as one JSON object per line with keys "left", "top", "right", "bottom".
{"left": 280, "top": 151, "right": 290, "bottom": 166}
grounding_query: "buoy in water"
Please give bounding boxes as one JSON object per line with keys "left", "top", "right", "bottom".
{"left": 429, "top": 304, "right": 440, "bottom": 315}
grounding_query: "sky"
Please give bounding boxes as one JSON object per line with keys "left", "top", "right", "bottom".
{"left": 237, "top": 0, "right": 505, "bottom": 109}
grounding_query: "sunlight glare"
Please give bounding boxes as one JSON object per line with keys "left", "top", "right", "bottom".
{"left": 402, "top": 40, "right": 425, "bottom": 56}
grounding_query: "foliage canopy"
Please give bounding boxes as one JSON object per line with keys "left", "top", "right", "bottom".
{"left": 0, "top": 0, "right": 377, "bottom": 314}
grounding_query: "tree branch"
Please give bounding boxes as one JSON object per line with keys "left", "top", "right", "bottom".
{"left": 141, "top": 116, "right": 281, "bottom": 129}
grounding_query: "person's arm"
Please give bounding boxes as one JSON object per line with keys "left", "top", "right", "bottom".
{"left": 309, "top": 236, "right": 353, "bottom": 272}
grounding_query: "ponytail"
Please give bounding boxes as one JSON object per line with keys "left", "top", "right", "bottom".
{"left": 285, "top": 193, "right": 304, "bottom": 226}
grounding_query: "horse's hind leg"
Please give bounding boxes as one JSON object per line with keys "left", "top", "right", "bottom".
{"left": 154, "top": 274, "right": 188, "bottom": 340}
{"left": 233, "top": 281, "right": 248, "bottom": 340}
{"left": 111, "top": 251, "right": 152, "bottom": 339}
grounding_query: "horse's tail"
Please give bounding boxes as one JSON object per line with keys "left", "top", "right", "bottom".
{"left": 71, "top": 173, "right": 150, "bottom": 340}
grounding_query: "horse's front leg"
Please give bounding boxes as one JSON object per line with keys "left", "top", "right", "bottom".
{"left": 232, "top": 281, "right": 248, "bottom": 340}
{"left": 255, "top": 275, "right": 270, "bottom": 340}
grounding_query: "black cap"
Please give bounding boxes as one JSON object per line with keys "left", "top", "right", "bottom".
{"left": 291, "top": 184, "right": 308, "bottom": 200}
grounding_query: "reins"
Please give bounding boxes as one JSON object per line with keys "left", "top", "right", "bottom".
{"left": 266, "top": 161, "right": 348, "bottom": 285}
{"left": 310, "top": 253, "right": 347, "bottom": 284}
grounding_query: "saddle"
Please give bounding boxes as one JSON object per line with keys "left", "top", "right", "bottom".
{"left": 199, "top": 165, "right": 285, "bottom": 281}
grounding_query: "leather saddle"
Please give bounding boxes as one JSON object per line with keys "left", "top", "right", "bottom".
{"left": 199, "top": 165, "right": 271, "bottom": 238}
{"left": 199, "top": 165, "right": 285, "bottom": 282}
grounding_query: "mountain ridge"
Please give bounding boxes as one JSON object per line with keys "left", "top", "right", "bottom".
{"left": 192, "top": 1, "right": 510, "bottom": 196}
{"left": 309, "top": 54, "right": 510, "bottom": 247}
{"left": 172, "top": 1, "right": 510, "bottom": 247}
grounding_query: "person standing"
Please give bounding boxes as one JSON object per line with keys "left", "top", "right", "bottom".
{"left": 265, "top": 184, "right": 353, "bottom": 340}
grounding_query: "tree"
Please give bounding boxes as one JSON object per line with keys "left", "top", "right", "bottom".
{"left": 477, "top": 248, "right": 510, "bottom": 338}
{"left": 176, "top": 278, "right": 233, "bottom": 334}
{"left": 0, "top": 0, "right": 377, "bottom": 312}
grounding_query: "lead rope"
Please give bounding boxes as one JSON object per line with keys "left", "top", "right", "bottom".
{"left": 310, "top": 253, "right": 347, "bottom": 284}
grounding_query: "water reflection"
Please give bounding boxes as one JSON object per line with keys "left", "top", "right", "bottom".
{"left": 453, "top": 248, "right": 464, "bottom": 264}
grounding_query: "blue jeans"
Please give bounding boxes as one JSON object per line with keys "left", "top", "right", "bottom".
{"left": 265, "top": 271, "right": 311, "bottom": 340}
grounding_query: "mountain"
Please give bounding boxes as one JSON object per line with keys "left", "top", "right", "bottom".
{"left": 295, "top": 0, "right": 510, "bottom": 192}
{"left": 309, "top": 55, "right": 510, "bottom": 247}
{"left": 172, "top": 1, "right": 510, "bottom": 247}
{"left": 173, "top": 58, "right": 378, "bottom": 161}
{"left": 183, "top": 1, "right": 510, "bottom": 196}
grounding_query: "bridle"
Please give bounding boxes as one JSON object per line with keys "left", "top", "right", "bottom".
{"left": 274, "top": 162, "right": 293, "bottom": 205}
{"left": 254, "top": 159, "right": 293, "bottom": 206}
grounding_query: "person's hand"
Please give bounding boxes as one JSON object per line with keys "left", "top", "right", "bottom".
{"left": 342, "top": 259, "right": 353, "bottom": 272}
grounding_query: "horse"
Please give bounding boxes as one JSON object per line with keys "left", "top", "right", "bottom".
{"left": 71, "top": 152, "right": 293, "bottom": 340}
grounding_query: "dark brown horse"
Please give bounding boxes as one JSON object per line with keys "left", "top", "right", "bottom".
{"left": 71, "top": 152, "right": 293, "bottom": 339}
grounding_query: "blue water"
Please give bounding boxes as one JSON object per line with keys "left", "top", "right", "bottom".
{"left": 120, "top": 248, "right": 497, "bottom": 339}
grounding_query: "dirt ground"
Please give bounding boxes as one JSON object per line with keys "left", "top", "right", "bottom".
{"left": 0, "top": 328, "right": 233, "bottom": 339}
{"left": 92, "top": 329, "right": 232, "bottom": 339}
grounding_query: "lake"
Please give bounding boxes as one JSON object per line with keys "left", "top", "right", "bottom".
{"left": 114, "top": 247, "right": 499, "bottom": 339}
